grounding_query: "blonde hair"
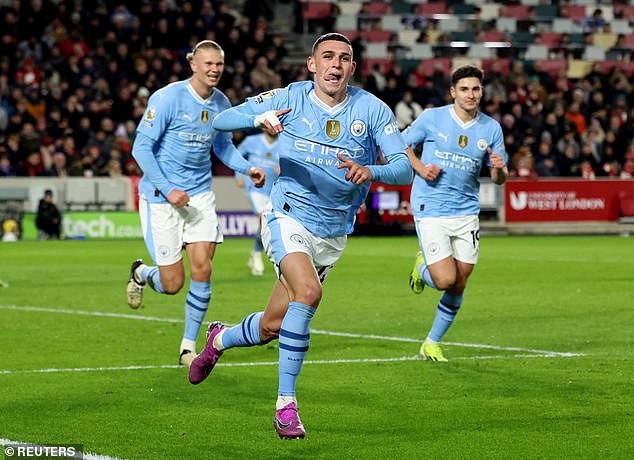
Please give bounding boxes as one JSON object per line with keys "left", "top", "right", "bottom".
{"left": 186, "top": 40, "right": 224, "bottom": 61}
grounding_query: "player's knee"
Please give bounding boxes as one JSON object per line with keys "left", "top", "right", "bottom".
{"left": 295, "top": 283, "right": 322, "bottom": 307}
{"left": 434, "top": 275, "right": 456, "bottom": 291}
{"left": 161, "top": 277, "right": 184, "bottom": 294}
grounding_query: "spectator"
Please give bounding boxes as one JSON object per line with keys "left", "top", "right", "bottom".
{"left": 36, "top": 189, "right": 61, "bottom": 240}
{"left": 394, "top": 90, "right": 423, "bottom": 130}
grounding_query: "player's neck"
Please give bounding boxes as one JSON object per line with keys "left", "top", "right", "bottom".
{"left": 453, "top": 104, "right": 478, "bottom": 123}
{"left": 314, "top": 87, "right": 347, "bottom": 107}
{"left": 189, "top": 78, "right": 214, "bottom": 100}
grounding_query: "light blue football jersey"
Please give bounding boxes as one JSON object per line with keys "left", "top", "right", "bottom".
{"left": 244, "top": 81, "right": 407, "bottom": 238}
{"left": 136, "top": 80, "right": 234, "bottom": 203}
{"left": 237, "top": 134, "right": 280, "bottom": 197}
{"left": 403, "top": 105, "right": 507, "bottom": 218}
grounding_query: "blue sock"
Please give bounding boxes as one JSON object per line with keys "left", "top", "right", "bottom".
{"left": 428, "top": 292, "right": 463, "bottom": 342}
{"left": 183, "top": 280, "right": 211, "bottom": 342}
{"left": 417, "top": 259, "right": 437, "bottom": 289}
{"left": 278, "top": 302, "right": 315, "bottom": 396}
{"left": 140, "top": 265, "right": 164, "bottom": 293}
{"left": 221, "top": 312, "right": 264, "bottom": 349}
{"left": 253, "top": 232, "right": 263, "bottom": 252}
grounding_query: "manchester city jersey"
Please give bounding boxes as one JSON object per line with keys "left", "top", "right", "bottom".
{"left": 403, "top": 105, "right": 506, "bottom": 218}
{"left": 245, "top": 81, "right": 407, "bottom": 238}
{"left": 136, "top": 80, "right": 233, "bottom": 203}
{"left": 237, "top": 134, "right": 280, "bottom": 197}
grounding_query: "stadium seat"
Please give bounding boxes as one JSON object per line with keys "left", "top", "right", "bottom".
{"left": 337, "top": 1, "right": 363, "bottom": 16}
{"left": 438, "top": 17, "right": 462, "bottom": 32}
{"left": 467, "top": 44, "right": 493, "bottom": 59}
{"left": 582, "top": 45, "right": 606, "bottom": 61}
{"left": 381, "top": 15, "right": 405, "bottom": 32}
{"left": 500, "top": 5, "right": 531, "bottom": 19}
{"left": 419, "top": 58, "right": 451, "bottom": 77}
{"left": 479, "top": 3, "right": 501, "bottom": 21}
{"left": 479, "top": 30, "right": 506, "bottom": 43}
{"left": 537, "top": 32, "right": 563, "bottom": 47}
{"left": 610, "top": 20, "right": 631, "bottom": 35}
{"left": 534, "top": 59, "right": 567, "bottom": 79}
{"left": 562, "top": 4, "right": 586, "bottom": 22}
{"left": 363, "top": 2, "right": 391, "bottom": 15}
{"left": 451, "top": 31, "right": 477, "bottom": 43}
{"left": 415, "top": 2, "right": 447, "bottom": 16}
{"left": 365, "top": 42, "right": 389, "bottom": 59}
{"left": 364, "top": 30, "right": 393, "bottom": 42}
{"left": 452, "top": 4, "right": 477, "bottom": 16}
{"left": 552, "top": 18, "right": 582, "bottom": 34}
{"left": 482, "top": 58, "right": 511, "bottom": 76}
{"left": 405, "top": 43, "right": 433, "bottom": 60}
{"left": 567, "top": 59, "right": 593, "bottom": 79}
{"left": 302, "top": 1, "right": 332, "bottom": 20}
{"left": 525, "top": 44, "right": 549, "bottom": 61}
{"left": 496, "top": 17, "right": 517, "bottom": 33}
{"left": 533, "top": 4, "right": 559, "bottom": 19}
{"left": 511, "top": 31, "right": 534, "bottom": 45}
{"left": 398, "top": 30, "right": 420, "bottom": 47}
{"left": 615, "top": 5, "right": 634, "bottom": 22}
{"left": 335, "top": 15, "right": 357, "bottom": 31}
{"left": 337, "top": 30, "right": 359, "bottom": 42}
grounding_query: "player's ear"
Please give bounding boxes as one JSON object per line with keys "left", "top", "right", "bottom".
{"left": 351, "top": 61, "right": 356, "bottom": 76}
{"left": 307, "top": 55, "right": 316, "bottom": 73}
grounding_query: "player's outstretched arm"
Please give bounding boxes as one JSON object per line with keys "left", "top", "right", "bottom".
{"left": 406, "top": 146, "right": 442, "bottom": 182}
{"left": 213, "top": 103, "right": 291, "bottom": 134}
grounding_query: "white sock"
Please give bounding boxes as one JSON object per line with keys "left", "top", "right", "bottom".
{"left": 276, "top": 395, "right": 297, "bottom": 411}
{"left": 134, "top": 264, "right": 148, "bottom": 283}
{"left": 180, "top": 338, "right": 196, "bottom": 354}
{"left": 212, "top": 328, "right": 226, "bottom": 351}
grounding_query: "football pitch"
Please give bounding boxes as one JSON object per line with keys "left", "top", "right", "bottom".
{"left": 1, "top": 235, "right": 633, "bottom": 459}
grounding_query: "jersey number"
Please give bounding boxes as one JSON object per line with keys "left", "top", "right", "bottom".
{"left": 470, "top": 229, "right": 480, "bottom": 248}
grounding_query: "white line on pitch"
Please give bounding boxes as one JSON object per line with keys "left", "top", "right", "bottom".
{"left": 0, "top": 438, "right": 126, "bottom": 460}
{"left": 0, "top": 305, "right": 582, "bottom": 357}
{"left": 0, "top": 352, "right": 585, "bottom": 376}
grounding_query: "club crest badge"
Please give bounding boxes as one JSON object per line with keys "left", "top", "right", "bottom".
{"left": 326, "top": 120, "right": 340, "bottom": 140}
{"left": 201, "top": 110, "right": 209, "bottom": 124}
{"left": 146, "top": 106, "right": 156, "bottom": 120}
{"left": 350, "top": 119, "right": 366, "bottom": 137}
{"left": 477, "top": 139, "right": 488, "bottom": 151}
{"left": 458, "top": 135, "right": 468, "bottom": 149}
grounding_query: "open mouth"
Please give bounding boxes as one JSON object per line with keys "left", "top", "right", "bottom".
{"left": 324, "top": 72, "right": 342, "bottom": 84}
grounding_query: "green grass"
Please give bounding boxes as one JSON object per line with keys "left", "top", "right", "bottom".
{"left": 1, "top": 236, "right": 633, "bottom": 459}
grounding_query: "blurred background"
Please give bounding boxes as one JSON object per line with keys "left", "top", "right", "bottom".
{"left": 1, "top": 0, "right": 633, "bottom": 240}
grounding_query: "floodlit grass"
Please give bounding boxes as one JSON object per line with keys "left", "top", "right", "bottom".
{"left": 1, "top": 236, "right": 633, "bottom": 459}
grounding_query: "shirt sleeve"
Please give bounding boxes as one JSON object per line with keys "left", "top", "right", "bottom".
{"left": 401, "top": 108, "right": 430, "bottom": 147}
{"left": 486, "top": 121, "right": 507, "bottom": 167}
{"left": 212, "top": 87, "right": 288, "bottom": 132}
{"left": 131, "top": 132, "right": 175, "bottom": 197}
{"left": 213, "top": 133, "right": 252, "bottom": 175}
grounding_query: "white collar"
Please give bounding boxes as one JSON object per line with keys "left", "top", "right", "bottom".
{"left": 308, "top": 90, "right": 352, "bottom": 116}
{"left": 449, "top": 106, "right": 479, "bottom": 129}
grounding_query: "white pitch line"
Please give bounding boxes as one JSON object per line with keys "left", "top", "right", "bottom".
{"left": 0, "top": 438, "right": 126, "bottom": 460}
{"left": 0, "top": 305, "right": 584, "bottom": 357}
{"left": 0, "top": 352, "right": 585, "bottom": 376}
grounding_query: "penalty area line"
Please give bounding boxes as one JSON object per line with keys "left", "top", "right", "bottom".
{"left": 0, "top": 353, "right": 585, "bottom": 376}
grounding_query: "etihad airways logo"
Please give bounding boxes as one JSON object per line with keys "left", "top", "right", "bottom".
{"left": 294, "top": 140, "right": 365, "bottom": 160}
{"left": 433, "top": 149, "right": 480, "bottom": 172}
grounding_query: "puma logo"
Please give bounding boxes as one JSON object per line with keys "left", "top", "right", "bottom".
{"left": 438, "top": 132, "right": 449, "bottom": 142}
{"left": 302, "top": 117, "right": 315, "bottom": 131}
{"left": 183, "top": 113, "right": 193, "bottom": 122}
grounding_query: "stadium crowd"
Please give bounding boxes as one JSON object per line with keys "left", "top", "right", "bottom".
{"left": 1, "top": 0, "right": 633, "bottom": 181}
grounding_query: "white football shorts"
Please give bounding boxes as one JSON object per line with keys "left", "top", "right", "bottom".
{"left": 139, "top": 191, "right": 223, "bottom": 266}
{"left": 414, "top": 214, "right": 480, "bottom": 265}
{"left": 261, "top": 207, "right": 346, "bottom": 282}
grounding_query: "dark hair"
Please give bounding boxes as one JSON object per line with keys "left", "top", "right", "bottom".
{"left": 451, "top": 65, "right": 484, "bottom": 86}
{"left": 311, "top": 33, "right": 352, "bottom": 57}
